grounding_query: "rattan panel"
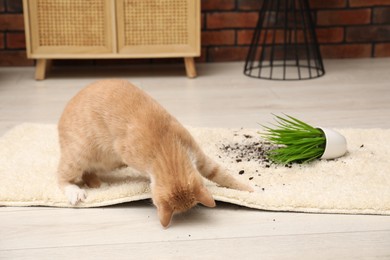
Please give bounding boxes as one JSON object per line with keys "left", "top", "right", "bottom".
{"left": 123, "top": 0, "right": 189, "bottom": 46}
{"left": 36, "top": 0, "right": 106, "bottom": 46}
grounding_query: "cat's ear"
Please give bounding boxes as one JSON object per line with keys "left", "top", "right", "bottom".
{"left": 196, "top": 186, "right": 216, "bottom": 208}
{"left": 157, "top": 202, "right": 174, "bottom": 228}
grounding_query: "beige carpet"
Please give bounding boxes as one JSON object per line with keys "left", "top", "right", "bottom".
{"left": 1, "top": 123, "right": 389, "bottom": 215}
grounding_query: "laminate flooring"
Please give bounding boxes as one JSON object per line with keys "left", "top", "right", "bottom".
{"left": 1, "top": 59, "right": 390, "bottom": 259}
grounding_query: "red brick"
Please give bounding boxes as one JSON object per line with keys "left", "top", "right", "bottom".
{"left": 237, "top": 29, "right": 285, "bottom": 45}
{"left": 6, "top": 32, "right": 25, "bottom": 49}
{"left": 238, "top": 0, "right": 263, "bottom": 11}
{"left": 317, "top": 9, "right": 371, "bottom": 26}
{"left": 245, "top": 28, "right": 341, "bottom": 44}
{"left": 237, "top": 28, "right": 341, "bottom": 45}
{"left": 320, "top": 44, "right": 371, "bottom": 58}
{"left": 237, "top": 30, "right": 254, "bottom": 45}
{"left": 309, "top": 0, "right": 346, "bottom": 9}
{"left": 201, "top": 30, "right": 235, "bottom": 46}
{"left": 0, "top": 51, "right": 33, "bottom": 66}
{"left": 201, "top": 0, "right": 235, "bottom": 11}
{"left": 208, "top": 46, "right": 248, "bottom": 61}
{"left": 0, "top": 33, "right": 4, "bottom": 49}
{"left": 316, "top": 27, "right": 344, "bottom": 43}
{"left": 0, "top": 14, "right": 25, "bottom": 30}
{"left": 350, "top": 0, "right": 390, "bottom": 7}
{"left": 195, "top": 47, "right": 207, "bottom": 62}
{"left": 6, "top": 0, "right": 23, "bottom": 13}
{"left": 0, "top": 0, "right": 5, "bottom": 12}
{"left": 207, "top": 12, "right": 258, "bottom": 29}
{"left": 0, "top": 32, "right": 5, "bottom": 49}
{"left": 374, "top": 43, "right": 390, "bottom": 57}
{"left": 373, "top": 7, "right": 390, "bottom": 24}
{"left": 346, "top": 25, "right": 390, "bottom": 42}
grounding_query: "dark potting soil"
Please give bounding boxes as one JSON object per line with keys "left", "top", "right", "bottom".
{"left": 216, "top": 132, "right": 296, "bottom": 189}
{"left": 218, "top": 133, "right": 293, "bottom": 170}
{"left": 219, "top": 134, "right": 273, "bottom": 165}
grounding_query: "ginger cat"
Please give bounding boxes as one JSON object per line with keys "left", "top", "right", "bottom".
{"left": 57, "top": 79, "right": 253, "bottom": 227}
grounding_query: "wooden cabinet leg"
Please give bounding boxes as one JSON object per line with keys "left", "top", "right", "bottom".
{"left": 184, "top": 57, "right": 197, "bottom": 78}
{"left": 35, "top": 59, "right": 52, "bottom": 80}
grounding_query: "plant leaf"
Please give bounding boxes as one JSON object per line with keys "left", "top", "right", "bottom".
{"left": 261, "top": 114, "right": 326, "bottom": 164}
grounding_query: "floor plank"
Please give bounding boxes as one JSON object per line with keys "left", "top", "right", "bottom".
{"left": 1, "top": 201, "right": 390, "bottom": 251}
{"left": 2, "top": 230, "right": 390, "bottom": 260}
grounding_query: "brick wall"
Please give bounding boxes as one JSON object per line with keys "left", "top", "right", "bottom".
{"left": 202, "top": 0, "right": 390, "bottom": 61}
{"left": 0, "top": 0, "right": 389, "bottom": 66}
{"left": 0, "top": 0, "right": 32, "bottom": 66}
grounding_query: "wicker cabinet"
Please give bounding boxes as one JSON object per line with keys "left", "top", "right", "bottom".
{"left": 23, "top": 0, "right": 200, "bottom": 80}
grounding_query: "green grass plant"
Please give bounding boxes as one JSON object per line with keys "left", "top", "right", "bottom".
{"left": 261, "top": 114, "right": 326, "bottom": 164}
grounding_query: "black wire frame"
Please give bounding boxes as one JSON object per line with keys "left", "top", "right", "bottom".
{"left": 244, "top": 0, "right": 325, "bottom": 80}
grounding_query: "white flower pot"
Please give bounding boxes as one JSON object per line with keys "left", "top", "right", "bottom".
{"left": 318, "top": 127, "right": 347, "bottom": 159}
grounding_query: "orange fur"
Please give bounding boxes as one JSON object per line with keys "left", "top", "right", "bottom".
{"left": 57, "top": 79, "right": 252, "bottom": 227}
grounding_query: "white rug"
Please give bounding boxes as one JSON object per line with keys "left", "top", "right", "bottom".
{"left": 1, "top": 123, "right": 389, "bottom": 215}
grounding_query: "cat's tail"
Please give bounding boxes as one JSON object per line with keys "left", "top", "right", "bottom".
{"left": 196, "top": 154, "right": 254, "bottom": 192}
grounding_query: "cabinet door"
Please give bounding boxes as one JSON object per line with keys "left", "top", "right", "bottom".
{"left": 116, "top": 0, "right": 200, "bottom": 57}
{"left": 24, "top": 0, "right": 114, "bottom": 58}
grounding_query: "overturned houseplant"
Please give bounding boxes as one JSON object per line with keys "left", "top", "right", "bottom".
{"left": 261, "top": 114, "right": 347, "bottom": 164}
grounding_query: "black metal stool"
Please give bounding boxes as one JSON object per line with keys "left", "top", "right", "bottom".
{"left": 244, "top": 0, "right": 325, "bottom": 80}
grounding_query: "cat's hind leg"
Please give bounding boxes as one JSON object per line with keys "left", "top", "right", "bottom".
{"left": 82, "top": 172, "right": 101, "bottom": 188}
{"left": 57, "top": 159, "right": 87, "bottom": 205}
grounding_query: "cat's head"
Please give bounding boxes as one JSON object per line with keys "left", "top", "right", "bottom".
{"left": 151, "top": 172, "right": 215, "bottom": 227}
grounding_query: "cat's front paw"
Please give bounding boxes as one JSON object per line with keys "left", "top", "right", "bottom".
{"left": 64, "top": 185, "right": 87, "bottom": 205}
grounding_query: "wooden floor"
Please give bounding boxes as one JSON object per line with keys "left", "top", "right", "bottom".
{"left": 1, "top": 59, "right": 390, "bottom": 259}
